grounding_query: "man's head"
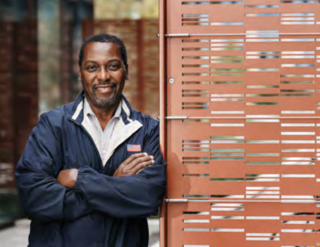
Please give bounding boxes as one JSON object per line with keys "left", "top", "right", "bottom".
{"left": 79, "top": 33, "right": 128, "bottom": 109}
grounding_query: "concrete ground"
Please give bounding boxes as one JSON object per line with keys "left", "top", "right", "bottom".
{"left": 0, "top": 219, "right": 160, "bottom": 247}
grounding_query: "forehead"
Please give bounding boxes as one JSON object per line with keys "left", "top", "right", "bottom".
{"left": 82, "top": 42, "right": 122, "bottom": 62}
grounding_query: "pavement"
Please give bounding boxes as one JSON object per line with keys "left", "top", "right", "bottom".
{"left": 0, "top": 219, "right": 160, "bottom": 247}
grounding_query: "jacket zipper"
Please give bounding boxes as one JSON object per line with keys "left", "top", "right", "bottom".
{"left": 69, "top": 118, "right": 105, "bottom": 172}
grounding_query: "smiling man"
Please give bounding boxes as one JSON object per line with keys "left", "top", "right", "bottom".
{"left": 15, "top": 34, "right": 166, "bottom": 247}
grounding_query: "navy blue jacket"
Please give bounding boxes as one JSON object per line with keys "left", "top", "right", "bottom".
{"left": 15, "top": 92, "right": 167, "bottom": 247}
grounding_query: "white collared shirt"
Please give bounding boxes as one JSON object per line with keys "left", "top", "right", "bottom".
{"left": 83, "top": 98, "right": 121, "bottom": 165}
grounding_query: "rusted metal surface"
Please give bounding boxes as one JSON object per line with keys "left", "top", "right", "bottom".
{"left": 163, "top": 0, "right": 320, "bottom": 246}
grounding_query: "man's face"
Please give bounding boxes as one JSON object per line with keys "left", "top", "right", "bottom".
{"left": 80, "top": 42, "right": 127, "bottom": 109}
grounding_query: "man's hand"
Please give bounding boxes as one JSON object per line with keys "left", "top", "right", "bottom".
{"left": 57, "top": 169, "right": 79, "bottom": 189}
{"left": 113, "top": 153, "right": 154, "bottom": 177}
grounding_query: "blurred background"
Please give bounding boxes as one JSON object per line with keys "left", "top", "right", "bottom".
{"left": 0, "top": 0, "right": 160, "bottom": 246}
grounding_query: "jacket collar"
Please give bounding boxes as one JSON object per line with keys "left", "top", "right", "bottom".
{"left": 69, "top": 91, "right": 134, "bottom": 125}
{"left": 68, "top": 91, "right": 143, "bottom": 165}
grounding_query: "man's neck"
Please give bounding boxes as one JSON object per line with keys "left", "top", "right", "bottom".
{"left": 89, "top": 100, "right": 120, "bottom": 130}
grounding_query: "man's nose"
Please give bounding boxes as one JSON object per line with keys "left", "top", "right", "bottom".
{"left": 97, "top": 67, "right": 110, "bottom": 81}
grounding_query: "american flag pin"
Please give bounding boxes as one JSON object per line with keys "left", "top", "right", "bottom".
{"left": 127, "top": 144, "right": 141, "bottom": 152}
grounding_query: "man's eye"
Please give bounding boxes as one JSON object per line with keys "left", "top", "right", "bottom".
{"left": 108, "top": 64, "right": 120, "bottom": 70}
{"left": 87, "top": 65, "right": 97, "bottom": 71}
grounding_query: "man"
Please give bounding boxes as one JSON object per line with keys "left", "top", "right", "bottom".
{"left": 15, "top": 33, "right": 166, "bottom": 247}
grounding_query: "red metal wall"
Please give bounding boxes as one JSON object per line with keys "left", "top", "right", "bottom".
{"left": 161, "top": 0, "right": 320, "bottom": 246}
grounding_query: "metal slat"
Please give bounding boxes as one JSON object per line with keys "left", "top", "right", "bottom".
{"left": 166, "top": 199, "right": 320, "bottom": 203}
{"left": 163, "top": 32, "right": 320, "bottom": 37}
{"left": 166, "top": 116, "right": 320, "bottom": 119}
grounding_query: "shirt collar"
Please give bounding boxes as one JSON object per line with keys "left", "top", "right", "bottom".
{"left": 70, "top": 91, "right": 134, "bottom": 125}
{"left": 84, "top": 98, "right": 122, "bottom": 119}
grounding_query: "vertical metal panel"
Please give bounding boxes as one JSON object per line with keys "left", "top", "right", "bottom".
{"left": 164, "top": 0, "right": 320, "bottom": 246}
{"left": 159, "top": 0, "right": 167, "bottom": 246}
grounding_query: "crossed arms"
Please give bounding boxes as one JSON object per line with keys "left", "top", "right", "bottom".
{"left": 15, "top": 114, "right": 166, "bottom": 222}
{"left": 58, "top": 152, "right": 155, "bottom": 188}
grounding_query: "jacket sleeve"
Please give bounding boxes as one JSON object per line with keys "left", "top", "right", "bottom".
{"left": 15, "top": 114, "right": 93, "bottom": 222}
{"left": 74, "top": 121, "right": 167, "bottom": 218}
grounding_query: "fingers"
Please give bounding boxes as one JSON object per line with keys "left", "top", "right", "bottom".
{"left": 114, "top": 152, "right": 155, "bottom": 177}
{"left": 127, "top": 154, "right": 154, "bottom": 170}
{"left": 122, "top": 152, "right": 147, "bottom": 165}
{"left": 130, "top": 159, "right": 154, "bottom": 174}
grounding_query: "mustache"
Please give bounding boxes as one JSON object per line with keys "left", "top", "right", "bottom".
{"left": 92, "top": 83, "right": 117, "bottom": 89}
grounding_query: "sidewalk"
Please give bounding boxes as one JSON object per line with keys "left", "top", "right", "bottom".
{"left": 0, "top": 219, "right": 160, "bottom": 247}
{"left": 0, "top": 219, "right": 29, "bottom": 247}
